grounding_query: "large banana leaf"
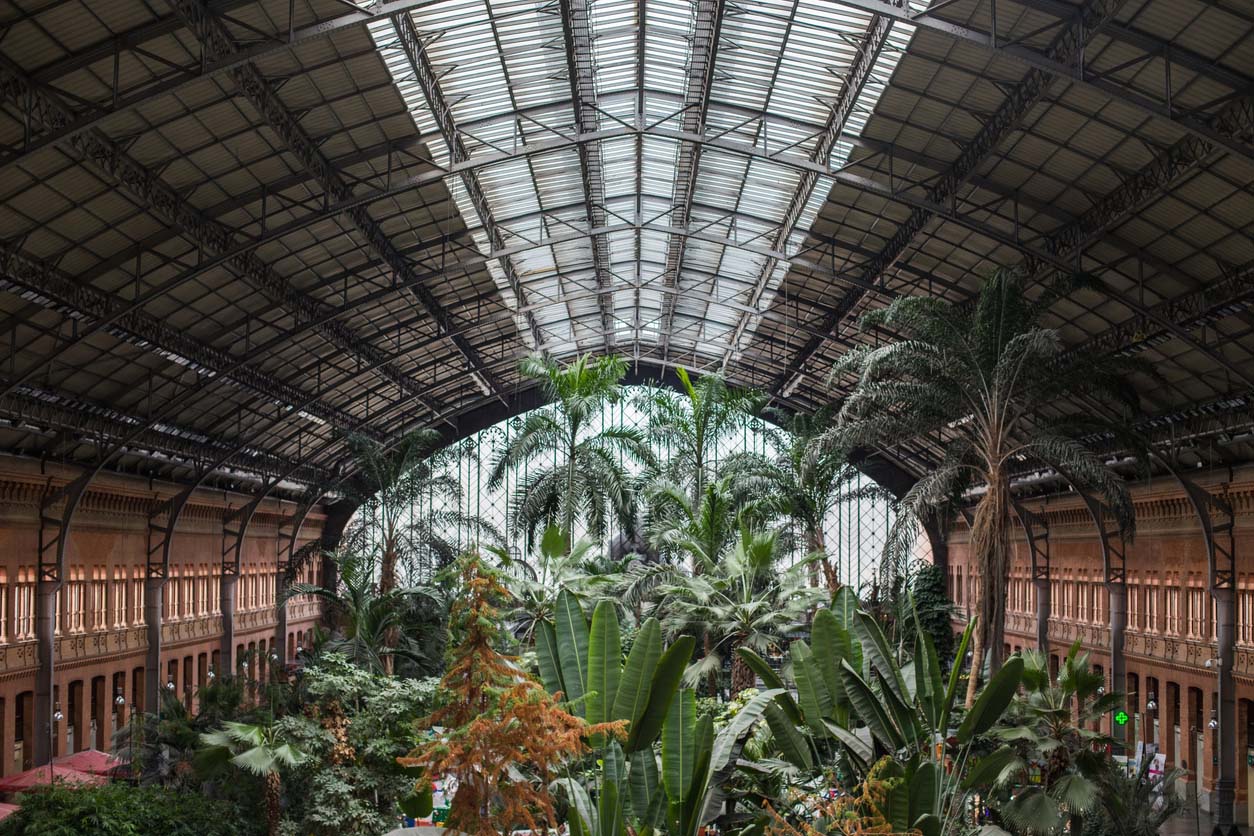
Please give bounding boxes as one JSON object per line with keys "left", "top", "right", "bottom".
{"left": 957, "top": 655, "right": 1023, "bottom": 743}
{"left": 852, "top": 610, "right": 909, "bottom": 705}
{"left": 940, "top": 619, "right": 975, "bottom": 736}
{"left": 555, "top": 589, "right": 590, "bottom": 714}
{"left": 912, "top": 601, "right": 944, "bottom": 731}
{"left": 735, "top": 648, "right": 803, "bottom": 725}
{"left": 588, "top": 600, "right": 621, "bottom": 726}
{"left": 810, "top": 608, "right": 849, "bottom": 711}
{"left": 598, "top": 778, "right": 624, "bottom": 836}
{"left": 909, "top": 760, "right": 940, "bottom": 824}
{"left": 763, "top": 701, "right": 812, "bottom": 771}
{"left": 662, "top": 689, "right": 697, "bottom": 803}
{"left": 535, "top": 619, "right": 565, "bottom": 697}
{"left": 790, "top": 641, "right": 832, "bottom": 737}
{"left": 628, "top": 748, "right": 661, "bottom": 828}
{"left": 627, "top": 634, "right": 694, "bottom": 752}
{"left": 839, "top": 658, "right": 905, "bottom": 751}
{"left": 612, "top": 617, "right": 662, "bottom": 731}
{"left": 830, "top": 587, "right": 864, "bottom": 673}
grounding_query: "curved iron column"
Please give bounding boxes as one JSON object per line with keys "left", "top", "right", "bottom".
{"left": 1012, "top": 500, "right": 1051, "bottom": 655}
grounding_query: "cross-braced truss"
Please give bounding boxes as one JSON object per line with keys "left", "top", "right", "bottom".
{"left": 0, "top": 0, "right": 1251, "bottom": 498}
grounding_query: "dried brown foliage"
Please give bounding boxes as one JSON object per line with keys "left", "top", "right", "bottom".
{"left": 762, "top": 759, "right": 922, "bottom": 836}
{"left": 399, "top": 553, "right": 624, "bottom": 836}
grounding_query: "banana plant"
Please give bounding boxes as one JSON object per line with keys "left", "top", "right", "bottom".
{"left": 738, "top": 593, "right": 1024, "bottom": 836}
{"left": 535, "top": 589, "right": 695, "bottom": 753}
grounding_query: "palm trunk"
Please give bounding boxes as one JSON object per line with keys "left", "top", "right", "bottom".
{"left": 807, "top": 527, "right": 839, "bottom": 591}
{"left": 965, "top": 464, "right": 1010, "bottom": 706}
{"left": 730, "top": 646, "right": 756, "bottom": 696}
{"left": 264, "top": 770, "right": 282, "bottom": 836}
{"left": 380, "top": 525, "right": 399, "bottom": 676}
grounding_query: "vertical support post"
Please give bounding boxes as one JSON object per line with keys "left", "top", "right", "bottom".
{"left": 143, "top": 577, "right": 163, "bottom": 713}
{"left": 220, "top": 573, "right": 238, "bottom": 675}
{"left": 1013, "top": 501, "right": 1050, "bottom": 655}
{"left": 32, "top": 581, "right": 56, "bottom": 766}
{"left": 144, "top": 489, "right": 192, "bottom": 716}
{"left": 275, "top": 490, "right": 321, "bottom": 664}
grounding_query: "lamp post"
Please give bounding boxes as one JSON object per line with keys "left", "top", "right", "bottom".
{"left": 48, "top": 702, "right": 63, "bottom": 767}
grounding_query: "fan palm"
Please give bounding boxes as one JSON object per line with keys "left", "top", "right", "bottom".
{"left": 342, "top": 430, "right": 497, "bottom": 591}
{"left": 639, "top": 366, "right": 763, "bottom": 505}
{"left": 654, "top": 521, "right": 821, "bottom": 696}
{"left": 979, "top": 643, "right": 1122, "bottom": 835}
{"left": 285, "top": 550, "right": 438, "bottom": 675}
{"left": 723, "top": 408, "right": 888, "bottom": 590}
{"left": 198, "top": 720, "right": 307, "bottom": 836}
{"left": 488, "top": 354, "right": 655, "bottom": 550}
{"left": 825, "top": 269, "right": 1141, "bottom": 703}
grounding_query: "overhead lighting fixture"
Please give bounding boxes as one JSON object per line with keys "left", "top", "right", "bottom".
{"left": 781, "top": 373, "right": 804, "bottom": 399}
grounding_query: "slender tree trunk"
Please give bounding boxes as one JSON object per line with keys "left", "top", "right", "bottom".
{"left": 380, "top": 524, "right": 399, "bottom": 676}
{"left": 730, "top": 646, "right": 756, "bottom": 696}
{"left": 264, "top": 770, "right": 281, "bottom": 836}
{"left": 965, "top": 464, "right": 1010, "bottom": 706}
{"left": 808, "top": 527, "right": 839, "bottom": 591}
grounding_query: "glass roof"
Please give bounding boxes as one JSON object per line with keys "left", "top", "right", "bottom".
{"left": 367, "top": 0, "right": 919, "bottom": 361}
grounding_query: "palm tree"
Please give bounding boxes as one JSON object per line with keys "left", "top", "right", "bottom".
{"left": 285, "top": 550, "right": 438, "bottom": 675}
{"left": 723, "top": 408, "right": 888, "bottom": 590}
{"left": 826, "top": 269, "right": 1141, "bottom": 703}
{"left": 654, "top": 517, "right": 821, "bottom": 696}
{"left": 639, "top": 366, "right": 763, "bottom": 506}
{"left": 487, "top": 354, "right": 654, "bottom": 550}
{"left": 198, "top": 720, "right": 307, "bottom": 836}
{"left": 982, "top": 644, "right": 1122, "bottom": 835}
{"left": 342, "top": 429, "right": 497, "bottom": 592}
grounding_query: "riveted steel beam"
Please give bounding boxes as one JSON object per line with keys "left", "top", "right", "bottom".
{"left": 0, "top": 56, "right": 446, "bottom": 416}
{"left": 385, "top": 11, "right": 546, "bottom": 357}
{"left": 722, "top": 13, "right": 894, "bottom": 366}
{"left": 557, "top": 0, "right": 616, "bottom": 350}
{"left": 166, "top": 0, "right": 507, "bottom": 400}
{"left": 770, "top": 0, "right": 1128, "bottom": 394}
{"left": 657, "top": 0, "right": 727, "bottom": 359}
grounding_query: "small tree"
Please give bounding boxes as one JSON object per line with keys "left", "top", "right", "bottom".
{"left": 399, "top": 553, "right": 624, "bottom": 836}
{"left": 198, "top": 720, "right": 306, "bottom": 836}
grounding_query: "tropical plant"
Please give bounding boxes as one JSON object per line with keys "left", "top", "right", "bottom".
{"left": 723, "top": 408, "right": 886, "bottom": 590}
{"left": 639, "top": 367, "right": 763, "bottom": 507}
{"left": 534, "top": 591, "right": 693, "bottom": 748}
{"left": 340, "top": 429, "right": 498, "bottom": 672}
{"left": 198, "top": 720, "right": 307, "bottom": 836}
{"left": 1082, "top": 756, "right": 1185, "bottom": 836}
{"left": 488, "top": 354, "right": 655, "bottom": 551}
{"left": 974, "top": 642, "right": 1121, "bottom": 835}
{"left": 285, "top": 550, "right": 438, "bottom": 675}
{"left": 0, "top": 782, "right": 258, "bottom": 836}
{"left": 739, "top": 593, "right": 1024, "bottom": 836}
{"left": 825, "top": 269, "right": 1142, "bottom": 703}
{"left": 273, "top": 653, "right": 439, "bottom": 836}
{"left": 656, "top": 522, "right": 821, "bottom": 695}
{"left": 400, "top": 553, "right": 623, "bottom": 836}
{"left": 494, "top": 525, "right": 609, "bottom": 642}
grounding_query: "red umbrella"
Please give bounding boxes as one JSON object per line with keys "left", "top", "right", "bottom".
{"left": 0, "top": 764, "right": 105, "bottom": 793}
{"left": 0, "top": 802, "right": 18, "bottom": 820}
{"left": 53, "top": 749, "right": 119, "bottom": 776}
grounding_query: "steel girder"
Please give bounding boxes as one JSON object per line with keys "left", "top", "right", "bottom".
{"left": 770, "top": 0, "right": 1126, "bottom": 394}
{"left": 721, "top": 13, "right": 894, "bottom": 366}
{"left": 0, "top": 58, "right": 449, "bottom": 419}
{"left": 387, "top": 11, "right": 546, "bottom": 356}
{"left": 656, "top": 0, "right": 727, "bottom": 360}
{"left": 0, "top": 0, "right": 434, "bottom": 178}
{"left": 168, "top": 0, "right": 508, "bottom": 403}
{"left": 557, "top": 0, "right": 616, "bottom": 351}
{"left": 275, "top": 488, "right": 326, "bottom": 662}
{"left": 7, "top": 0, "right": 1243, "bottom": 187}
{"left": 0, "top": 242, "right": 376, "bottom": 439}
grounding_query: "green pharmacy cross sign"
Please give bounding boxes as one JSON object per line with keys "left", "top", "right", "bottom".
{"left": 1114, "top": 709, "right": 1130, "bottom": 726}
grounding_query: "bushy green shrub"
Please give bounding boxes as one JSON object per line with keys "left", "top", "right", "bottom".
{"left": 0, "top": 782, "right": 258, "bottom": 836}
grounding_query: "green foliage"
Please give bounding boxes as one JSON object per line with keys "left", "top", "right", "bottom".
{"left": 489, "top": 354, "right": 655, "bottom": 548}
{"left": 0, "top": 782, "right": 257, "bottom": 836}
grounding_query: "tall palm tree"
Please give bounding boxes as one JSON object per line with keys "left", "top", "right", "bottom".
{"left": 825, "top": 269, "right": 1141, "bottom": 703}
{"left": 198, "top": 720, "right": 307, "bottom": 836}
{"left": 487, "top": 354, "right": 654, "bottom": 550}
{"left": 285, "top": 550, "right": 437, "bottom": 675}
{"left": 654, "top": 522, "right": 820, "bottom": 696}
{"left": 639, "top": 366, "right": 763, "bottom": 506}
{"left": 343, "top": 429, "right": 496, "bottom": 592}
{"left": 723, "top": 408, "right": 888, "bottom": 590}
